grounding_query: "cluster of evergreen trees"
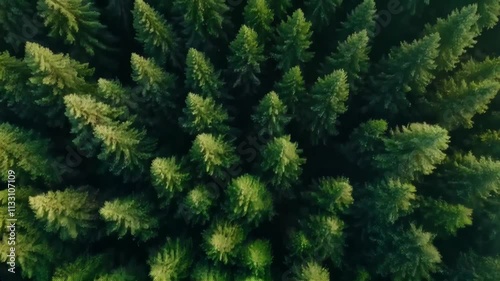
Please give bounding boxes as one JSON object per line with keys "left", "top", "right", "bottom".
{"left": 0, "top": 0, "right": 499, "bottom": 280}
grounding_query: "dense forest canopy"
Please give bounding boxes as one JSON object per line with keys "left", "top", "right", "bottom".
{"left": 0, "top": 0, "right": 499, "bottom": 280}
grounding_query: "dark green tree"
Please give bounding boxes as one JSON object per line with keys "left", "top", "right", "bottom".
{"left": 338, "top": 0, "right": 377, "bottom": 39}
{"left": 274, "top": 66, "right": 307, "bottom": 115}
{"left": 251, "top": 91, "right": 291, "bottom": 137}
{"left": 477, "top": 0, "right": 500, "bottom": 30}
{"left": 180, "top": 92, "right": 230, "bottom": 135}
{"left": 179, "top": 184, "right": 215, "bottom": 224}
{"left": 305, "top": 0, "right": 343, "bottom": 28}
{"left": 95, "top": 268, "right": 138, "bottom": 281}
{"left": 268, "top": 0, "right": 292, "bottom": 20}
{"left": 52, "top": 254, "right": 109, "bottom": 281}
{"left": 304, "top": 177, "right": 353, "bottom": 214}
{"left": 471, "top": 130, "right": 500, "bottom": 159}
{"left": 191, "top": 263, "right": 230, "bottom": 281}
{"left": 419, "top": 197, "right": 473, "bottom": 235}
{"left": 344, "top": 119, "right": 388, "bottom": 168}
{"left": 448, "top": 252, "right": 500, "bottom": 281}
{"left": 243, "top": 0, "right": 274, "bottom": 40}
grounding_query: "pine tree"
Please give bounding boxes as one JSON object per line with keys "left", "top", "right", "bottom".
{"left": 338, "top": 0, "right": 377, "bottom": 39}
{"left": 173, "top": 0, "right": 229, "bottom": 45}
{"left": 471, "top": 130, "right": 500, "bottom": 159}
{"left": 148, "top": 238, "right": 193, "bottom": 281}
{"left": 100, "top": 195, "right": 159, "bottom": 241}
{"left": 179, "top": 93, "right": 230, "bottom": 135}
{"left": 94, "top": 121, "right": 155, "bottom": 178}
{"left": 452, "top": 57, "right": 500, "bottom": 82}
{"left": 203, "top": 220, "right": 246, "bottom": 264}
{"left": 28, "top": 187, "right": 99, "bottom": 240}
{"left": 477, "top": 0, "right": 500, "bottom": 30}
{"left": 0, "top": 123, "right": 55, "bottom": 183}
{"left": 424, "top": 5, "right": 479, "bottom": 71}
{"left": 305, "top": 0, "right": 343, "bottom": 28}
{"left": 435, "top": 79, "right": 500, "bottom": 130}
{"left": 273, "top": 9, "right": 314, "bottom": 71}
{"left": 37, "top": 0, "right": 106, "bottom": 55}
{"left": 374, "top": 123, "right": 449, "bottom": 180}
{"left": 192, "top": 263, "right": 230, "bottom": 281}
{"left": 225, "top": 174, "right": 273, "bottom": 225}
{"left": 228, "top": 25, "right": 266, "bottom": 89}
{"left": 304, "top": 177, "right": 353, "bottom": 214}
{"left": 251, "top": 91, "right": 291, "bottom": 137}
{"left": 376, "top": 225, "right": 441, "bottom": 281}
{"left": 448, "top": 252, "right": 500, "bottom": 281}
{"left": 52, "top": 254, "right": 109, "bottom": 281}
{"left": 371, "top": 33, "right": 440, "bottom": 113}
{"left": 261, "top": 135, "right": 305, "bottom": 190}
{"left": 308, "top": 70, "right": 350, "bottom": 144}
{"left": 241, "top": 239, "right": 273, "bottom": 277}
{"left": 185, "top": 48, "right": 224, "bottom": 99}
{"left": 243, "top": 0, "right": 274, "bottom": 40}
{"left": 133, "top": 0, "right": 181, "bottom": 65}
{"left": 303, "top": 215, "right": 345, "bottom": 264}
{"left": 188, "top": 133, "right": 238, "bottom": 178}
{"left": 344, "top": 119, "right": 388, "bottom": 168}
{"left": 419, "top": 197, "right": 473, "bottom": 235}
{"left": 97, "top": 78, "right": 131, "bottom": 106}
{"left": 268, "top": 0, "right": 292, "bottom": 20}
{"left": 179, "top": 184, "right": 215, "bottom": 224}
{"left": 150, "top": 157, "right": 189, "bottom": 203}
{"left": 321, "top": 30, "right": 370, "bottom": 90}
{"left": 290, "top": 261, "right": 330, "bottom": 281}
{"left": 274, "top": 66, "right": 307, "bottom": 115}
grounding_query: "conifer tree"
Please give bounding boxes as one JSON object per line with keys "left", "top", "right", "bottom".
{"left": 338, "top": 0, "right": 377, "bottom": 39}
{"left": 133, "top": 0, "right": 181, "bottom": 65}
{"left": 225, "top": 174, "right": 273, "bottom": 225}
{"left": 261, "top": 135, "right": 305, "bottom": 190}
{"left": 304, "top": 177, "right": 353, "bottom": 214}
{"left": 191, "top": 263, "right": 230, "bottom": 281}
{"left": 174, "top": 0, "right": 229, "bottom": 45}
{"left": 100, "top": 195, "right": 159, "bottom": 241}
{"left": 243, "top": 0, "right": 274, "bottom": 40}
{"left": 180, "top": 93, "right": 230, "bottom": 135}
{"left": 203, "top": 220, "right": 246, "bottom": 264}
{"left": 304, "top": 215, "right": 345, "bottom": 264}
{"left": 148, "top": 238, "right": 193, "bottom": 281}
{"left": 374, "top": 123, "right": 449, "bottom": 180}
{"left": 97, "top": 78, "right": 130, "bottom": 106}
{"left": 419, "top": 198, "right": 473, "bottom": 235}
{"left": 435, "top": 79, "right": 500, "bottom": 130}
{"left": 251, "top": 91, "right": 291, "bottom": 137}
{"left": 179, "top": 184, "right": 215, "bottom": 224}
{"left": 471, "top": 130, "right": 500, "bottom": 159}
{"left": 376, "top": 225, "right": 441, "bottom": 281}
{"left": 344, "top": 119, "right": 388, "bottom": 168}
{"left": 273, "top": 9, "right": 314, "bottom": 71}
{"left": 308, "top": 70, "right": 350, "bottom": 144}
{"left": 305, "top": 0, "right": 343, "bottom": 28}
{"left": 228, "top": 25, "right": 266, "bottom": 89}
{"left": 274, "top": 66, "right": 306, "bottom": 115}
{"left": 321, "top": 30, "right": 370, "bottom": 90}
{"left": 452, "top": 57, "right": 500, "bottom": 82}
{"left": 0, "top": 123, "right": 55, "bottom": 183}
{"left": 28, "top": 187, "right": 99, "bottom": 240}
{"left": 424, "top": 5, "right": 479, "bottom": 71}
{"left": 52, "top": 254, "right": 109, "bottom": 281}
{"left": 37, "top": 0, "right": 106, "bottom": 55}
{"left": 241, "top": 239, "right": 273, "bottom": 277}
{"left": 290, "top": 261, "right": 330, "bottom": 281}
{"left": 185, "top": 48, "right": 224, "bottom": 99}
{"left": 477, "top": 0, "right": 500, "bottom": 30}
{"left": 189, "top": 133, "right": 238, "bottom": 178}
{"left": 371, "top": 33, "right": 440, "bottom": 113}
{"left": 268, "top": 0, "right": 292, "bottom": 20}
{"left": 150, "top": 157, "right": 189, "bottom": 203}
{"left": 94, "top": 121, "right": 155, "bottom": 178}
{"left": 448, "top": 252, "right": 500, "bottom": 281}
{"left": 95, "top": 268, "right": 138, "bottom": 281}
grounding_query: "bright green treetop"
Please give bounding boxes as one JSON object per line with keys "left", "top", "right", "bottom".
{"left": 273, "top": 9, "right": 314, "bottom": 71}
{"left": 150, "top": 157, "right": 189, "bottom": 202}
{"left": 477, "top": 0, "right": 500, "bottom": 30}
{"left": 251, "top": 91, "right": 291, "bottom": 137}
{"left": 338, "top": 0, "right": 377, "bottom": 39}
{"left": 148, "top": 238, "right": 193, "bottom": 281}
{"left": 185, "top": 48, "right": 225, "bottom": 99}
{"left": 243, "top": 0, "right": 274, "bottom": 40}
{"left": 274, "top": 66, "right": 307, "bottom": 115}
{"left": 304, "top": 177, "right": 353, "bottom": 214}
{"left": 241, "top": 239, "right": 273, "bottom": 276}
{"left": 191, "top": 263, "right": 230, "bottom": 281}
{"left": 37, "top": 0, "right": 106, "bottom": 55}
{"left": 180, "top": 93, "right": 230, "bottom": 135}
{"left": 203, "top": 220, "right": 246, "bottom": 264}
{"left": 291, "top": 261, "right": 330, "bottom": 281}
{"left": 189, "top": 133, "right": 238, "bottom": 178}
{"left": 419, "top": 197, "right": 473, "bottom": 235}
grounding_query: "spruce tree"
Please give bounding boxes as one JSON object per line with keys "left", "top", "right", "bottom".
{"left": 185, "top": 48, "right": 224, "bottom": 99}
{"left": 241, "top": 239, "right": 273, "bottom": 277}
{"left": 448, "top": 252, "right": 500, "bottom": 281}
{"left": 305, "top": 0, "right": 343, "bottom": 28}
{"left": 52, "top": 254, "right": 109, "bottom": 281}
{"left": 261, "top": 135, "right": 305, "bottom": 190}
{"left": 97, "top": 78, "right": 130, "bottom": 106}
{"left": 188, "top": 133, "right": 238, "bottom": 178}
{"left": 344, "top": 119, "right": 388, "bottom": 168}
{"left": 321, "top": 30, "right": 370, "bottom": 90}
{"left": 179, "top": 93, "right": 230, "bottom": 135}
{"left": 192, "top": 263, "right": 230, "bottom": 281}
{"left": 304, "top": 177, "right": 353, "bottom": 214}
{"left": 268, "top": 0, "right": 292, "bottom": 20}
{"left": 202, "top": 220, "right": 246, "bottom": 264}
{"left": 251, "top": 91, "right": 291, "bottom": 137}
{"left": 179, "top": 184, "right": 215, "bottom": 224}
{"left": 148, "top": 238, "right": 193, "bottom": 281}
{"left": 338, "top": 0, "right": 377, "bottom": 39}
{"left": 290, "top": 261, "right": 330, "bottom": 281}
{"left": 243, "top": 0, "right": 274, "bottom": 40}
{"left": 100, "top": 195, "right": 159, "bottom": 241}
{"left": 423, "top": 5, "right": 479, "bottom": 71}
{"left": 452, "top": 57, "right": 500, "bottom": 82}
{"left": 374, "top": 123, "right": 449, "bottom": 180}
{"left": 28, "top": 187, "right": 99, "bottom": 240}
{"left": 133, "top": 0, "right": 181, "bottom": 65}
{"left": 0, "top": 123, "right": 55, "bottom": 183}
{"left": 303, "top": 215, "right": 345, "bottom": 264}
{"left": 308, "top": 70, "right": 350, "bottom": 144}
{"left": 94, "top": 121, "right": 155, "bottom": 178}
{"left": 228, "top": 25, "right": 266, "bottom": 89}
{"left": 419, "top": 198, "right": 473, "bottom": 235}
{"left": 273, "top": 9, "right": 314, "bottom": 71}
{"left": 225, "top": 174, "right": 274, "bottom": 225}
{"left": 471, "top": 130, "right": 500, "bottom": 159}
{"left": 274, "top": 66, "right": 307, "bottom": 115}
{"left": 477, "top": 0, "right": 500, "bottom": 30}
{"left": 37, "top": 0, "right": 106, "bottom": 55}
{"left": 371, "top": 33, "right": 440, "bottom": 114}
{"left": 150, "top": 157, "right": 189, "bottom": 203}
